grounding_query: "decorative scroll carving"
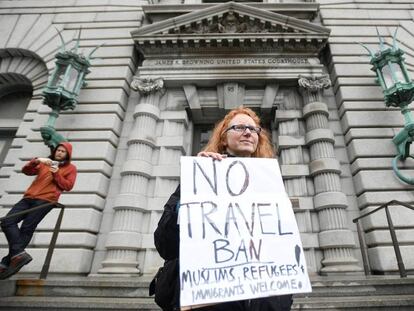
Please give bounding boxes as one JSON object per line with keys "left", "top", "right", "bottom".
{"left": 172, "top": 12, "right": 292, "bottom": 34}
{"left": 131, "top": 77, "right": 165, "bottom": 95}
{"left": 298, "top": 75, "right": 331, "bottom": 93}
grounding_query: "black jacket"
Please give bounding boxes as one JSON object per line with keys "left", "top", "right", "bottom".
{"left": 154, "top": 185, "right": 180, "bottom": 261}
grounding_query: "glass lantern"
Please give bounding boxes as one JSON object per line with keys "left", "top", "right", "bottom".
{"left": 43, "top": 51, "right": 91, "bottom": 112}
{"left": 362, "top": 28, "right": 414, "bottom": 184}
{"left": 370, "top": 46, "right": 414, "bottom": 108}
{"left": 40, "top": 28, "right": 101, "bottom": 150}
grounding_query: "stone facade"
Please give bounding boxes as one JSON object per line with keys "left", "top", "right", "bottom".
{"left": 0, "top": 0, "right": 413, "bottom": 277}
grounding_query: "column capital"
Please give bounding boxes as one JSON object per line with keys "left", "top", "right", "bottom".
{"left": 131, "top": 77, "right": 165, "bottom": 95}
{"left": 298, "top": 75, "right": 331, "bottom": 93}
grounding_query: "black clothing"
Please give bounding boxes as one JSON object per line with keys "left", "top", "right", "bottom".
{"left": 1, "top": 198, "right": 53, "bottom": 265}
{"left": 154, "top": 185, "right": 293, "bottom": 311}
{"left": 154, "top": 185, "right": 180, "bottom": 261}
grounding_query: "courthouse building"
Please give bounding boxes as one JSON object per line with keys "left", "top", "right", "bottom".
{"left": 0, "top": 0, "right": 413, "bottom": 279}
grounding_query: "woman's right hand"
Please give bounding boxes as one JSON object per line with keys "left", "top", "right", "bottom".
{"left": 197, "top": 151, "right": 227, "bottom": 161}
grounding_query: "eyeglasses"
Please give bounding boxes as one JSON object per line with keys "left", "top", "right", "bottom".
{"left": 225, "top": 124, "right": 262, "bottom": 134}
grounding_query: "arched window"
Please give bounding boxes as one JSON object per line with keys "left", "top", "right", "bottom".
{"left": 0, "top": 73, "right": 33, "bottom": 168}
{"left": 0, "top": 49, "right": 48, "bottom": 171}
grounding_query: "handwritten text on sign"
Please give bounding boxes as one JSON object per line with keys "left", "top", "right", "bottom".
{"left": 179, "top": 157, "right": 311, "bottom": 308}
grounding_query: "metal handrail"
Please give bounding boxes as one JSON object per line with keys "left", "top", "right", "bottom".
{"left": 353, "top": 199, "right": 414, "bottom": 278}
{"left": 0, "top": 202, "right": 65, "bottom": 279}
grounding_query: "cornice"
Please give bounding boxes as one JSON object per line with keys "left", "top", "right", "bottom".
{"left": 133, "top": 2, "right": 329, "bottom": 37}
{"left": 131, "top": 2, "right": 330, "bottom": 55}
{"left": 142, "top": 2, "right": 320, "bottom": 23}
{"left": 136, "top": 34, "right": 328, "bottom": 55}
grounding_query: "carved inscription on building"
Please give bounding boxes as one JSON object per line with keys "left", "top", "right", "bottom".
{"left": 145, "top": 57, "right": 311, "bottom": 67}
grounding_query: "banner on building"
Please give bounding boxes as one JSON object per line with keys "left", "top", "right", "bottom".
{"left": 179, "top": 156, "right": 311, "bottom": 309}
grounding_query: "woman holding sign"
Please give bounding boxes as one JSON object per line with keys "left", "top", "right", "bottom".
{"left": 153, "top": 107, "right": 293, "bottom": 311}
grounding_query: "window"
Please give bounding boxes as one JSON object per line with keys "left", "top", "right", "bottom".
{"left": 192, "top": 125, "right": 213, "bottom": 155}
{"left": 0, "top": 87, "right": 32, "bottom": 168}
{"left": 0, "top": 131, "right": 15, "bottom": 168}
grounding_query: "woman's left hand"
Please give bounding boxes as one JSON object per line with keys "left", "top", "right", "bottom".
{"left": 197, "top": 151, "right": 227, "bottom": 161}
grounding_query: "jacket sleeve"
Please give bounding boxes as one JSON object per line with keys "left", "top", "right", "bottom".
{"left": 53, "top": 164, "right": 77, "bottom": 191}
{"left": 154, "top": 185, "right": 180, "bottom": 260}
{"left": 22, "top": 158, "right": 40, "bottom": 176}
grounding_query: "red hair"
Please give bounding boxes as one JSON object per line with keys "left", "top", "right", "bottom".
{"left": 202, "top": 107, "right": 275, "bottom": 158}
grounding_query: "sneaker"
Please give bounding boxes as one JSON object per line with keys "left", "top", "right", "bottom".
{"left": 0, "top": 252, "right": 32, "bottom": 280}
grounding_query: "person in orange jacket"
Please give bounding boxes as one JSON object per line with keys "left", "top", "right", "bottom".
{"left": 0, "top": 142, "right": 77, "bottom": 279}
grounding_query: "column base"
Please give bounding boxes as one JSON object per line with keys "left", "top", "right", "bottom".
{"left": 98, "top": 266, "right": 141, "bottom": 275}
{"left": 320, "top": 264, "right": 363, "bottom": 275}
{"left": 98, "top": 257, "right": 141, "bottom": 275}
{"left": 90, "top": 272, "right": 142, "bottom": 278}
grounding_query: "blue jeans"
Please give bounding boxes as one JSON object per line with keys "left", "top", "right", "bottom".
{"left": 0, "top": 198, "right": 54, "bottom": 266}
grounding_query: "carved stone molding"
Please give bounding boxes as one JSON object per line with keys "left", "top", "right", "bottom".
{"left": 131, "top": 77, "right": 165, "bottom": 95}
{"left": 298, "top": 75, "right": 331, "bottom": 93}
{"left": 132, "top": 2, "right": 330, "bottom": 55}
{"left": 171, "top": 11, "right": 292, "bottom": 34}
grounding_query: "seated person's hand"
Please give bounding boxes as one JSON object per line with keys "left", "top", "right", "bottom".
{"left": 37, "top": 158, "right": 52, "bottom": 165}
{"left": 49, "top": 166, "right": 59, "bottom": 173}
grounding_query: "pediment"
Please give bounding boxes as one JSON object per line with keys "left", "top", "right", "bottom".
{"left": 131, "top": 2, "right": 330, "bottom": 54}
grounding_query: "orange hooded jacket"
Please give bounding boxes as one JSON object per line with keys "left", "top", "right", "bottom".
{"left": 22, "top": 142, "right": 77, "bottom": 203}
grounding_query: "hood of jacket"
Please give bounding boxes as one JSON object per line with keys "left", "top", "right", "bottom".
{"left": 55, "top": 142, "right": 73, "bottom": 163}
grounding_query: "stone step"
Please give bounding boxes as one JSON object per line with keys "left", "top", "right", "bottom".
{"left": 298, "top": 276, "right": 414, "bottom": 297}
{"left": 15, "top": 278, "right": 150, "bottom": 298}
{"left": 292, "top": 295, "right": 414, "bottom": 310}
{"left": 1, "top": 276, "right": 414, "bottom": 310}
{"left": 0, "top": 295, "right": 414, "bottom": 311}
{"left": 11, "top": 276, "right": 414, "bottom": 298}
{"left": 0, "top": 296, "right": 159, "bottom": 311}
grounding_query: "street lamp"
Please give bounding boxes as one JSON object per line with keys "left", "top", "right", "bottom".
{"left": 361, "top": 28, "right": 414, "bottom": 184}
{"left": 41, "top": 29, "right": 101, "bottom": 149}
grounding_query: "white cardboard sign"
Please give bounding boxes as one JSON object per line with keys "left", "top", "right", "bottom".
{"left": 179, "top": 156, "right": 311, "bottom": 309}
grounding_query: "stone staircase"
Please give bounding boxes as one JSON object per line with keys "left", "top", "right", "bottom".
{"left": 0, "top": 275, "right": 414, "bottom": 310}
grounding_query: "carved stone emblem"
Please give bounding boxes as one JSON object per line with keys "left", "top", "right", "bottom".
{"left": 131, "top": 77, "right": 165, "bottom": 95}
{"left": 218, "top": 11, "right": 247, "bottom": 33}
{"left": 172, "top": 11, "right": 291, "bottom": 34}
{"left": 298, "top": 75, "right": 331, "bottom": 93}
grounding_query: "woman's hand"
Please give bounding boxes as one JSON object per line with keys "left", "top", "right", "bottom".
{"left": 197, "top": 151, "right": 227, "bottom": 161}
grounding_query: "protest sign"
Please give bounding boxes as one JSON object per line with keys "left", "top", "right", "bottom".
{"left": 179, "top": 156, "right": 311, "bottom": 309}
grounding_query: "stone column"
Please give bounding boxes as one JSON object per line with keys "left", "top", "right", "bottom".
{"left": 275, "top": 89, "right": 319, "bottom": 273}
{"left": 299, "top": 75, "right": 361, "bottom": 274}
{"left": 99, "top": 77, "right": 164, "bottom": 274}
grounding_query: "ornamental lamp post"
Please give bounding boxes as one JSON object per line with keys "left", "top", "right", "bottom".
{"left": 41, "top": 29, "right": 101, "bottom": 150}
{"left": 361, "top": 28, "right": 414, "bottom": 184}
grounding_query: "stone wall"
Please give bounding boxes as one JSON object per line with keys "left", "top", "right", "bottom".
{"left": 0, "top": 0, "right": 413, "bottom": 276}
{"left": 0, "top": 0, "right": 143, "bottom": 274}
{"left": 319, "top": 0, "right": 414, "bottom": 272}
